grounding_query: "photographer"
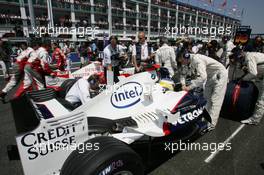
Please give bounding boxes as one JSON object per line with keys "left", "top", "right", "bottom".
{"left": 253, "top": 36, "right": 264, "bottom": 53}
{"left": 103, "top": 36, "right": 126, "bottom": 84}
{"left": 245, "top": 36, "right": 264, "bottom": 53}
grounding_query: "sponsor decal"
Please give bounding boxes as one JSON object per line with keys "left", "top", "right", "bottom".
{"left": 111, "top": 82, "right": 143, "bottom": 109}
{"left": 99, "top": 160, "right": 124, "bottom": 175}
{"left": 177, "top": 106, "right": 205, "bottom": 124}
{"left": 71, "top": 64, "right": 103, "bottom": 78}
{"left": 20, "top": 124, "right": 76, "bottom": 160}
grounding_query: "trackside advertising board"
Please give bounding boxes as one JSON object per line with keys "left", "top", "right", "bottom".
{"left": 234, "top": 26, "right": 252, "bottom": 45}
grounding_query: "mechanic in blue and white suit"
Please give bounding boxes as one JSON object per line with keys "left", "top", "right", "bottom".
{"left": 177, "top": 50, "right": 228, "bottom": 131}
{"left": 65, "top": 74, "right": 100, "bottom": 105}
{"left": 103, "top": 35, "right": 127, "bottom": 84}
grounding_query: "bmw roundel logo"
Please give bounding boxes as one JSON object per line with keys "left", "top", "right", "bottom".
{"left": 111, "top": 82, "right": 143, "bottom": 109}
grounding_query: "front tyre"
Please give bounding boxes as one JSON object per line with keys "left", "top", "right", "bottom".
{"left": 61, "top": 136, "right": 144, "bottom": 175}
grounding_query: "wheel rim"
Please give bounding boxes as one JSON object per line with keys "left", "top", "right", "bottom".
{"left": 113, "top": 170, "right": 133, "bottom": 175}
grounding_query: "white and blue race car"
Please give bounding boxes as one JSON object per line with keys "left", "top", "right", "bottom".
{"left": 9, "top": 68, "right": 208, "bottom": 175}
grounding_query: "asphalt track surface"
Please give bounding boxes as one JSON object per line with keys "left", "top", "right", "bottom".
{"left": 0, "top": 78, "right": 264, "bottom": 175}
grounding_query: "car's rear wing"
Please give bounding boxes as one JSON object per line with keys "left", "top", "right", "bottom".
{"left": 11, "top": 89, "right": 90, "bottom": 175}
{"left": 15, "top": 110, "right": 89, "bottom": 175}
{"left": 10, "top": 89, "right": 56, "bottom": 134}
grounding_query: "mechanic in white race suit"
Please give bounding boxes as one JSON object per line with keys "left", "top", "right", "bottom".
{"left": 219, "top": 36, "right": 236, "bottom": 66}
{"left": 155, "top": 36, "right": 177, "bottom": 78}
{"left": 23, "top": 41, "right": 54, "bottom": 93}
{"left": 65, "top": 74, "right": 100, "bottom": 105}
{"left": 229, "top": 48, "right": 264, "bottom": 125}
{"left": 0, "top": 43, "right": 34, "bottom": 101}
{"left": 177, "top": 50, "right": 228, "bottom": 131}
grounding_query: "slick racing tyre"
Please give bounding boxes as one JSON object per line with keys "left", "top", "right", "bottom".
{"left": 61, "top": 136, "right": 144, "bottom": 175}
{"left": 221, "top": 80, "right": 259, "bottom": 120}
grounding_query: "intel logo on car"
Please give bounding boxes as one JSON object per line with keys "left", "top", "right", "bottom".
{"left": 111, "top": 82, "right": 143, "bottom": 109}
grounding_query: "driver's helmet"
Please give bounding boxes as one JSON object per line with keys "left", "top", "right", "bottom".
{"left": 159, "top": 79, "right": 175, "bottom": 91}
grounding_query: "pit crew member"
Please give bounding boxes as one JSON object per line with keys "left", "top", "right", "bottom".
{"left": 155, "top": 36, "right": 177, "bottom": 78}
{"left": 65, "top": 74, "right": 100, "bottom": 106}
{"left": 219, "top": 35, "right": 235, "bottom": 66}
{"left": 229, "top": 48, "right": 264, "bottom": 125}
{"left": 177, "top": 50, "right": 228, "bottom": 131}
{"left": 51, "top": 42, "right": 66, "bottom": 71}
{"left": 20, "top": 40, "right": 55, "bottom": 96}
{"left": 0, "top": 42, "right": 34, "bottom": 101}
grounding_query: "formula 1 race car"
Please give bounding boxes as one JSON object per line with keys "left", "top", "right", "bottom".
{"left": 9, "top": 68, "right": 209, "bottom": 175}
{"left": 44, "top": 61, "right": 138, "bottom": 92}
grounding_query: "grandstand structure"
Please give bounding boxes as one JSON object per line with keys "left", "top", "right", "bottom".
{"left": 0, "top": 0, "right": 241, "bottom": 41}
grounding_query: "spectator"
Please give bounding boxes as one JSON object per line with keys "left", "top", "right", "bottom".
{"left": 63, "top": 40, "right": 71, "bottom": 55}
{"left": 253, "top": 36, "right": 264, "bottom": 53}
{"left": 79, "top": 42, "right": 88, "bottom": 68}
{"left": 91, "top": 40, "right": 98, "bottom": 61}
{"left": 132, "top": 32, "right": 154, "bottom": 73}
